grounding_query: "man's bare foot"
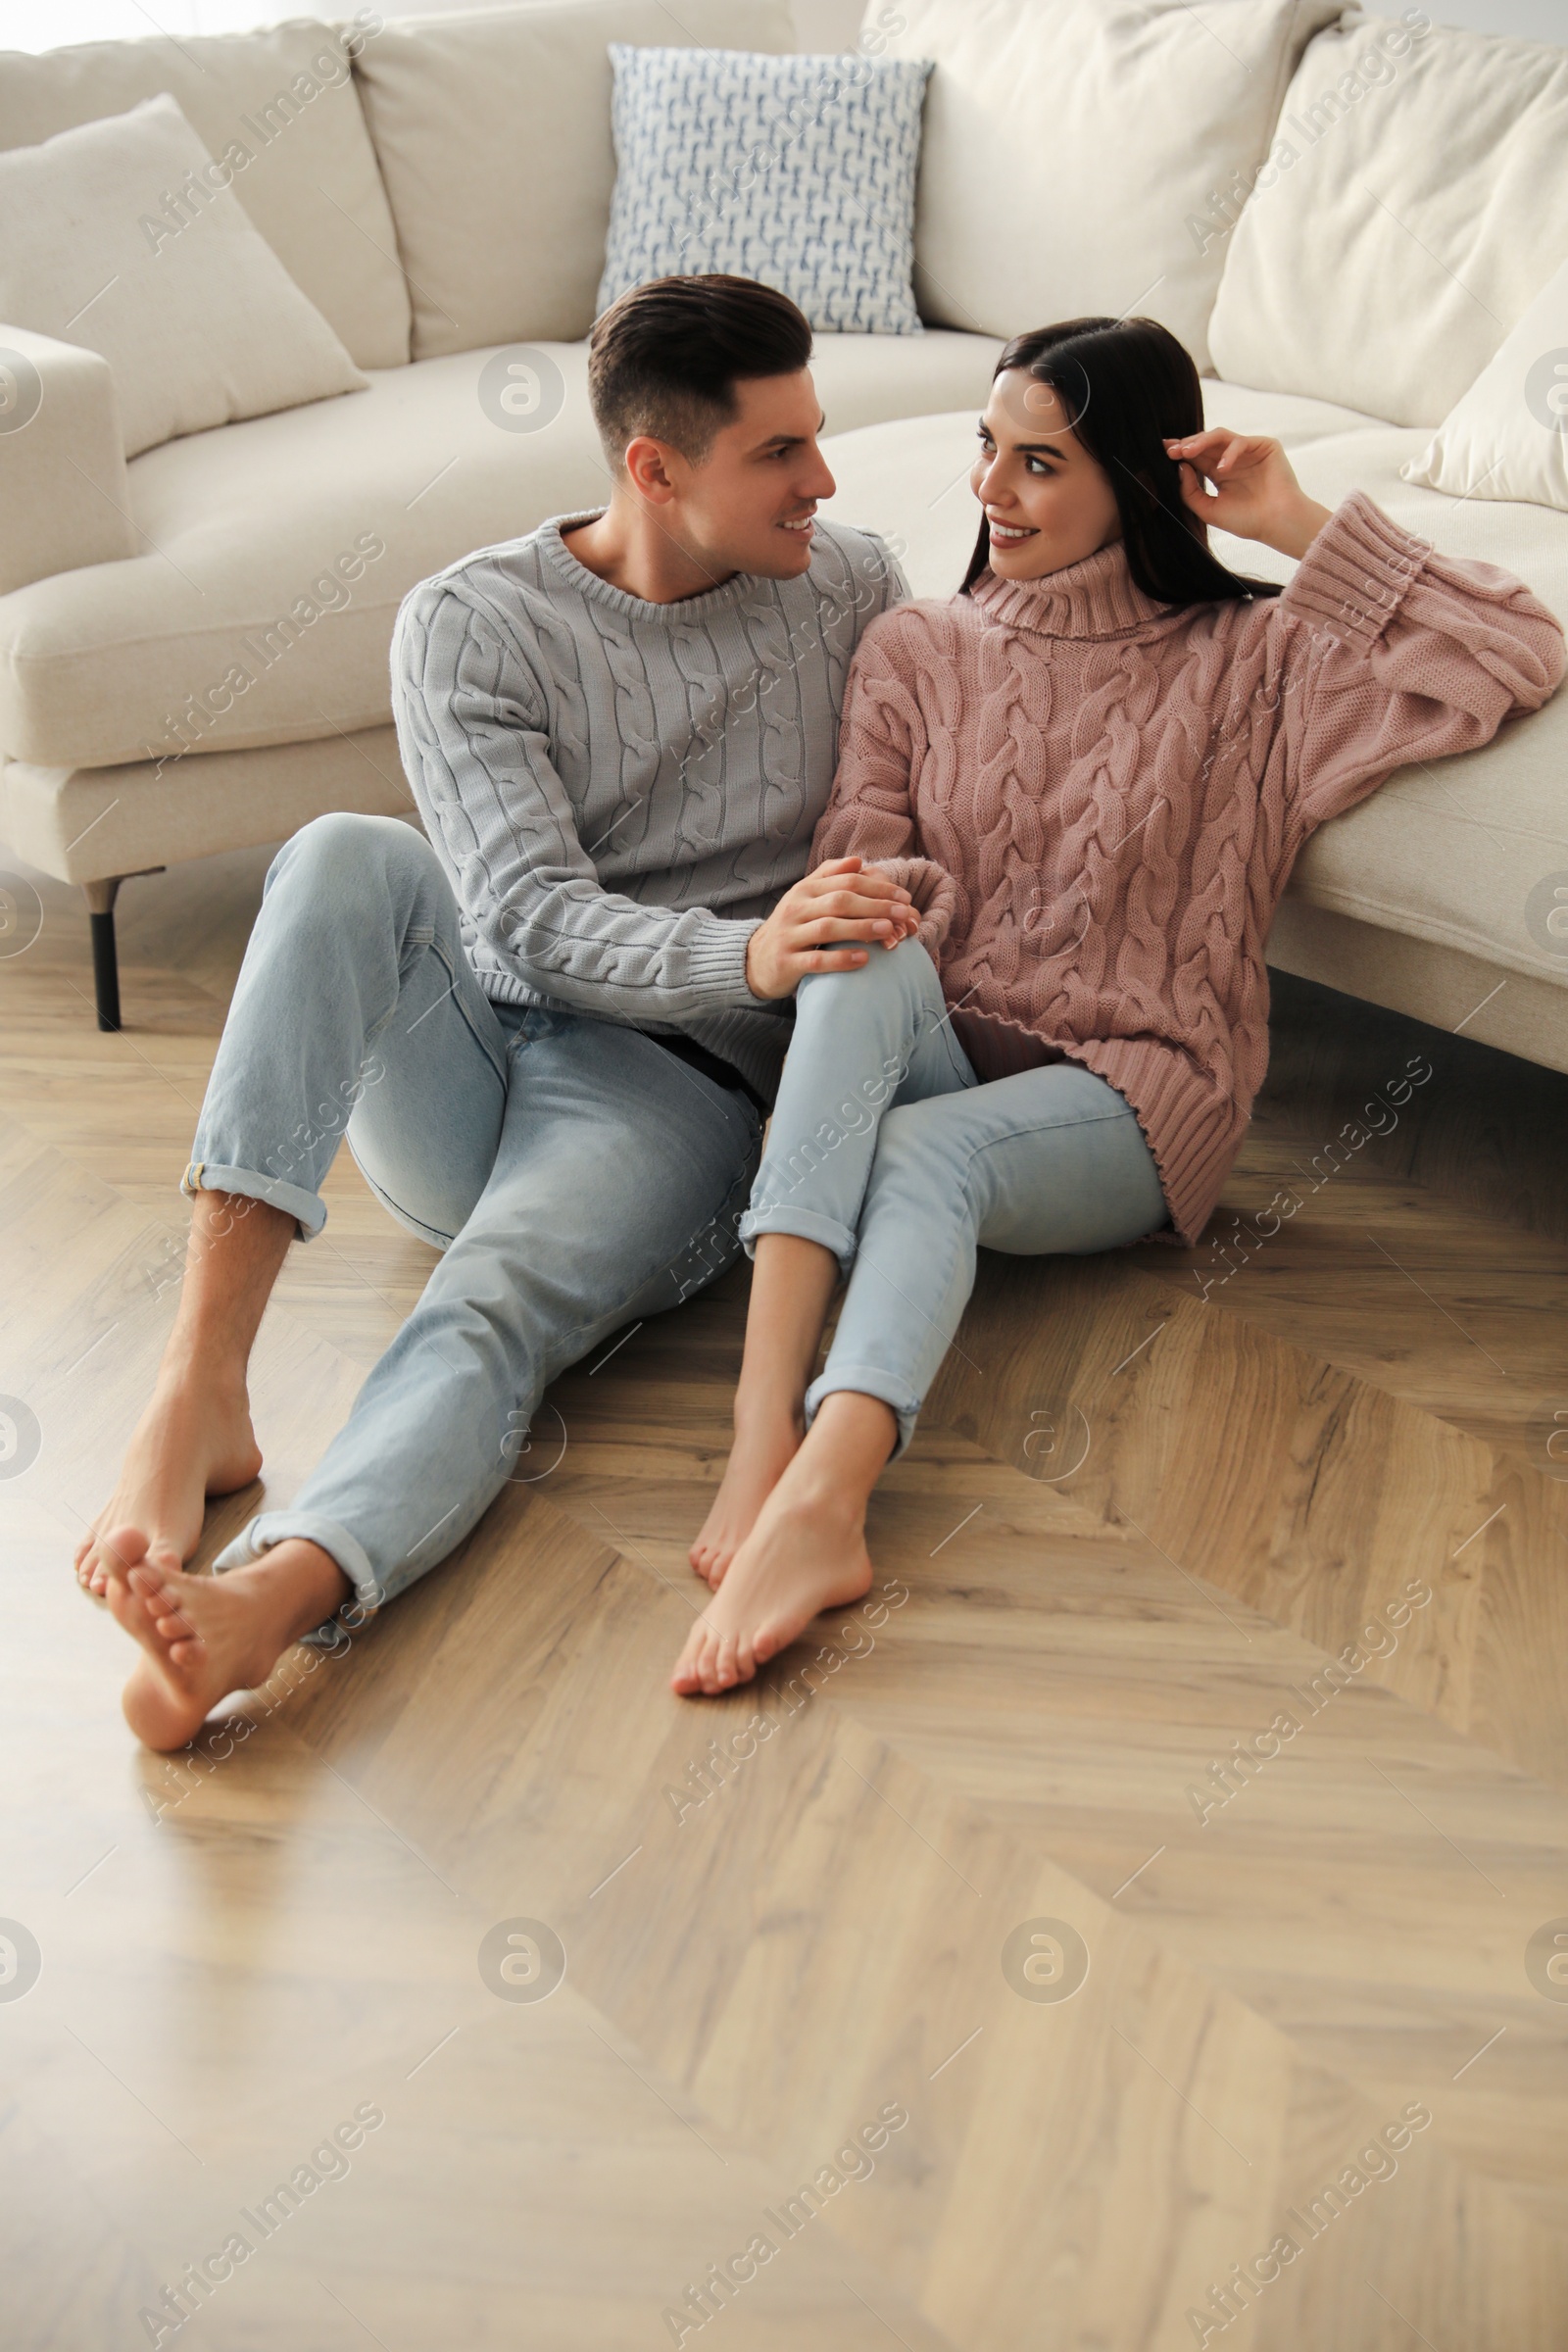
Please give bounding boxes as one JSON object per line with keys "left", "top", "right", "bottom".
{"left": 672, "top": 1474, "right": 873, "bottom": 1696}
{"left": 106, "top": 1532, "right": 352, "bottom": 1750}
{"left": 689, "top": 1402, "right": 804, "bottom": 1589}
{"left": 74, "top": 1374, "right": 263, "bottom": 1599}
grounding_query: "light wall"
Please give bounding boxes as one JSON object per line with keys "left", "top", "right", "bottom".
{"left": 0, "top": 0, "right": 1560, "bottom": 58}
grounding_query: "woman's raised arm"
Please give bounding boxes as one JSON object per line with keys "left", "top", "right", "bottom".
{"left": 1166, "top": 430, "right": 1566, "bottom": 835}
{"left": 1262, "top": 489, "right": 1565, "bottom": 833}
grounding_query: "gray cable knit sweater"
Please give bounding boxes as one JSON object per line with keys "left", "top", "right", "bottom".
{"left": 391, "top": 508, "right": 908, "bottom": 1102}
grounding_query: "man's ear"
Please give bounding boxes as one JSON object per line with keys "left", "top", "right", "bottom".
{"left": 623, "top": 433, "right": 679, "bottom": 504}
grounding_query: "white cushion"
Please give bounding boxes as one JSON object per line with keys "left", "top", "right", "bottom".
{"left": 818, "top": 395, "right": 1568, "bottom": 995}
{"left": 352, "top": 0, "right": 795, "bottom": 363}
{"left": 597, "top": 46, "right": 931, "bottom": 334}
{"left": 869, "top": 0, "right": 1344, "bottom": 374}
{"left": 1401, "top": 259, "right": 1568, "bottom": 514}
{"left": 0, "top": 97, "right": 367, "bottom": 459}
{"left": 1208, "top": 13, "right": 1568, "bottom": 429}
{"left": 0, "top": 19, "right": 410, "bottom": 370}
{"left": 0, "top": 327, "right": 997, "bottom": 771}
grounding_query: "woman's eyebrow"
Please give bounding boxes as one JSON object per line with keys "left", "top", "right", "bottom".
{"left": 979, "top": 419, "right": 1070, "bottom": 462}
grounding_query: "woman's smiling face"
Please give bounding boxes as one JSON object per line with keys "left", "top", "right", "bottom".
{"left": 970, "top": 370, "right": 1123, "bottom": 580}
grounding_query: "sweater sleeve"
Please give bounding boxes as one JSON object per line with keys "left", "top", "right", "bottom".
{"left": 1263, "top": 490, "right": 1566, "bottom": 835}
{"left": 811, "top": 611, "right": 962, "bottom": 956}
{"left": 393, "top": 581, "right": 760, "bottom": 1022}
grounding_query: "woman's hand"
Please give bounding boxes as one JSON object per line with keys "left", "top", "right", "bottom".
{"left": 745, "top": 857, "right": 920, "bottom": 1001}
{"left": 1163, "top": 428, "right": 1334, "bottom": 561}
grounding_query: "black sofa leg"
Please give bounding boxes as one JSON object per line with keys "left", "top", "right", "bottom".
{"left": 79, "top": 867, "right": 166, "bottom": 1030}
{"left": 89, "top": 907, "right": 121, "bottom": 1031}
{"left": 83, "top": 876, "right": 123, "bottom": 1032}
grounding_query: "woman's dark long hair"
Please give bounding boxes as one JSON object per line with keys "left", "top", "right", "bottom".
{"left": 960, "top": 317, "right": 1283, "bottom": 608}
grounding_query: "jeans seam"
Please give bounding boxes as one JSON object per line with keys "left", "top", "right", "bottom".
{"left": 352, "top": 1157, "right": 460, "bottom": 1251}
{"left": 362, "top": 933, "right": 509, "bottom": 1093}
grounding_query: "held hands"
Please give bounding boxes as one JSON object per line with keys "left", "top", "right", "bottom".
{"left": 1163, "top": 428, "right": 1334, "bottom": 562}
{"left": 745, "top": 856, "right": 921, "bottom": 1001}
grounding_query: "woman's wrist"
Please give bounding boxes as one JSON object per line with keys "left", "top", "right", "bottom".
{"left": 1260, "top": 494, "right": 1336, "bottom": 563}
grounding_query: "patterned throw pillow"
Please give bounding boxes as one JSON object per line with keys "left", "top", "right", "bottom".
{"left": 596, "top": 46, "right": 933, "bottom": 336}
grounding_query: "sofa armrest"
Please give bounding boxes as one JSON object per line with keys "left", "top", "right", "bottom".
{"left": 0, "top": 328, "right": 135, "bottom": 597}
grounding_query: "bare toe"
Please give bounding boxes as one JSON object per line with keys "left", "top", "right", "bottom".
{"left": 688, "top": 1410, "right": 804, "bottom": 1592}
{"left": 670, "top": 1481, "right": 872, "bottom": 1701}
{"left": 74, "top": 1375, "right": 262, "bottom": 1598}
{"left": 670, "top": 1625, "right": 713, "bottom": 1696}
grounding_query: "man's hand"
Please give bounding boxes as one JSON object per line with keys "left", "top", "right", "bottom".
{"left": 1162, "top": 428, "right": 1334, "bottom": 561}
{"left": 745, "top": 857, "right": 919, "bottom": 1001}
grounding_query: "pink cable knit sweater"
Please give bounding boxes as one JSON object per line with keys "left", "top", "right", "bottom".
{"left": 812, "top": 491, "right": 1565, "bottom": 1248}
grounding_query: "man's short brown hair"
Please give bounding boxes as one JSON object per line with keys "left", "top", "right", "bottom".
{"left": 588, "top": 274, "right": 813, "bottom": 470}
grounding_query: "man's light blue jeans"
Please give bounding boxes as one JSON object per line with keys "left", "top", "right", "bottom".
{"left": 737, "top": 939, "right": 1168, "bottom": 1453}
{"left": 195, "top": 814, "right": 761, "bottom": 1639}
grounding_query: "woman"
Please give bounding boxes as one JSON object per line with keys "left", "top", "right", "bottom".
{"left": 672, "top": 316, "right": 1565, "bottom": 1697}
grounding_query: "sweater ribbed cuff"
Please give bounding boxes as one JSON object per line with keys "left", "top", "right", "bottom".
{"left": 1280, "top": 490, "right": 1431, "bottom": 650}
{"left": 684, "top": 913, "right": 763, "bottom": 1009}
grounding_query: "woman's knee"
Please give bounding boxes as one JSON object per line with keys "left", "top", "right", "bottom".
{"left": 793, "top": 944, "right": 942, "bottom": 1103}
{"left": 868, "top": 1098, "right": 968, "bottom": 1200}
{"left": 798, "top": 934, "right": 934, "bottom": 1014}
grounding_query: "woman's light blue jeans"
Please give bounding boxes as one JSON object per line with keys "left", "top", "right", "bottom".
{"left": 737, "top": 940, "right": 1168, "bottom": 1453}
{"left": 193, "top": 813, "right": 761, "bottom": 1640}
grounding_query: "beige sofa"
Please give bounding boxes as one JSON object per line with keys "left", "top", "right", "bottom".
{"left": 0, "top": 0, "right": 1564, "bottom": 1074}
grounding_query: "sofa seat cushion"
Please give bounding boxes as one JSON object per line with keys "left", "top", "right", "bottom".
{"left": 0, "top": 19, "right": 410, "bottom": 369}
{"left": 0, "top": 327, "right": 1002, "bottom": 773}
{"left": 818, "top": 391, "right": 1568, "bottom": 998}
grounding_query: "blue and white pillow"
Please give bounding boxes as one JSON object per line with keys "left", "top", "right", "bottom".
{"left": 595, "top": 47, "right": 933, "bottom": 337}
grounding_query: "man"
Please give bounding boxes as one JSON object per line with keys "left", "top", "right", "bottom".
{"left": 75, "top": 273, "right": 915, "bottom": 1750}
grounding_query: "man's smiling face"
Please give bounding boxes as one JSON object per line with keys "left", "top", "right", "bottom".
{"left": 661, "top": 369, "right": 838, "bottom": 583}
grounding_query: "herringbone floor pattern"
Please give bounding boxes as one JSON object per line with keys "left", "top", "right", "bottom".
{"left": 3, "top": 846, "right": 1566, "bottom": 2350}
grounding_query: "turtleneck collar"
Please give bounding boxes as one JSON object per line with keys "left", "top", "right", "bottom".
{"left": 968, "top": 537, "right": 1176, "bottom": 639}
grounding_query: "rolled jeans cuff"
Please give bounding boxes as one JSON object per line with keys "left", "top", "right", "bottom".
{"left": 737, "top": 1200, "right": 858, "bottom": 1272}
{"left": 183, "top": 1160, "right": 325, "bottom": 1243}
{"left": 805, "top": 1363, "right": 922, "bottom": 1459}
{"left": 214, "top": 1510, "right": 384, "bottom": 1649}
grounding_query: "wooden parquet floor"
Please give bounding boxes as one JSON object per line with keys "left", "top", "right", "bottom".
{"left": 4, "top": 847, "right": 1568, "bottom": 2351}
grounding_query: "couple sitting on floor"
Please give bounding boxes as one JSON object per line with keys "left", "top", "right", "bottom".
{"left": 75, "top": 272, "right": 1564, "bottom": 1745}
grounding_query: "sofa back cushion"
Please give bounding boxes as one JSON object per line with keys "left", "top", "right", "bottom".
{"left": 0, "top": 18, "right": 409, "bottom": 370}
{"left": 352, "top": 0, "right": 795, "bottom": 362}
{"left": 1207, "top": 13, "right": 1568, "bottom": 426}
{"left": 871, "top": 0, "right": 1345, "bottom": 375}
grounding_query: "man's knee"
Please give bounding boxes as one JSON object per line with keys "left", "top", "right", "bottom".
{"left": 269, "top": 812, "right": 434, "bottom": 904}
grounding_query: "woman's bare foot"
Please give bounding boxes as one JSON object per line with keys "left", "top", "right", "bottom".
{"left": 74, "top": 1373, "right": 263, "bottom": 1599}
{"left": 672, "top": 1473, "right": 874, "bottom": 1696}
{"left": 689, "top": 1402, "right": 804, "bottom": 1589}
{"left": 106, "top": 1532, "right": 351, "bottom": 1750}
